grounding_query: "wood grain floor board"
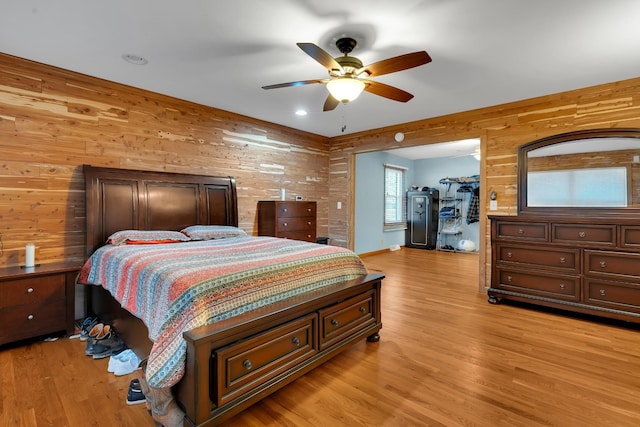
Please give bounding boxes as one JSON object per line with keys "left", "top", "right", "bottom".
{"left": 1, "top": 248, "right": 639, "bottom": 426}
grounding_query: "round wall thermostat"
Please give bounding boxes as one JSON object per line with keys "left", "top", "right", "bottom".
{"left": 394, "top": 132, "right": 405, "bottom": 142}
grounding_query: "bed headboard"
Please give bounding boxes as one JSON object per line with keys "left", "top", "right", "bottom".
{"left": 84, "top": 165, "right": 238, "bottom": 256}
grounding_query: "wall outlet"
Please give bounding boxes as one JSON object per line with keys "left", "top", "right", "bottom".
{"left": 337, "top": 201, "right": 342, "bottom": 209}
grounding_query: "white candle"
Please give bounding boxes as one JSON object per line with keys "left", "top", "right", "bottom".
{"left": 281, "top": 188, "right": 286, "bottom": 200}
{"left": 25, "top": 243, "right": 35, "bottom": 267}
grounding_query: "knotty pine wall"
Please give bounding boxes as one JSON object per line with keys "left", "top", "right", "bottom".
{"left": 0, "top": 53, "right": 330, "bottom": 269}
{"left": 329, "top": 77, "right": 640, "bottom": 289}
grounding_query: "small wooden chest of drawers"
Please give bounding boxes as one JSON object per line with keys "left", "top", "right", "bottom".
{"left": 0, "top": 262, "right": 79, "bottom": 345}
{"left": 257, "top": 201, "right": 317, "bottom": 242}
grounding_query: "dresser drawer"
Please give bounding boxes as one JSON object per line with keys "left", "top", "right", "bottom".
{"left": 584, "top": 250, "right": 640, "bottom": 281}
{"left": 584, "top": 278, "right": 640, "bottom": 314}
{"left": 276, "top": 202, "right": 316, "bottom": 218}
{"left": 621, "top": 226, "right": 640, "bottom": 249}
{"left": 319, "top": 291, "right": 376, "bottom": 350}
{"left": 496, "top": 244, "right": 580, "bottom": 273}
{"left": 494, "top": 268, "right": 580, "bottom": 301}
{"left": 494, "top": 221, "right": 547, "bottom": 241}
{"left": 214, "top": 314, "right": 317, "bottom": 405}
{"left": 0, "top": 274, "right": 66, "bottom": 308}
{"left": 0, "top": 299, "right": 66, "bottom": 344}
{"left": 277, "top": 217, "right": 316, "bottom": 232}
{"left": 277, "top": 230, "right": 316, "bottom": 242}
{"left": 551, "top": 224, "right": 616, "bottom": 246}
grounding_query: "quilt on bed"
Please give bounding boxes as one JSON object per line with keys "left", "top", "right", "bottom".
{"left": 78, "top": 236, "right": 368, "bottom": 388}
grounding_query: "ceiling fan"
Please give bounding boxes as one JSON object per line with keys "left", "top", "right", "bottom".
{"left": 262, "top": 37, "right": 432, "bottom": 111}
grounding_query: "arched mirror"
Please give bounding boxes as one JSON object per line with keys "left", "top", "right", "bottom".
{"left": 518, "top": 128, "right": 640, "bottom": 216}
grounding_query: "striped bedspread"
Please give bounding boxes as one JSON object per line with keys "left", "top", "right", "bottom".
{"left": 78, "top": 236, "right": 368, "bottom": 388}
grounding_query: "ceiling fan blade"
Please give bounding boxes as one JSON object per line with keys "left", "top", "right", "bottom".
{"left": 297, "top": 43, "right": 344, "bottom": 72}
{"left": 323, "top": 94, "right": 340, "bottom": 112}
{"left": 363, "top": 80, "right": 414, "bottom": 102}
{"left": 358, "top": 51, "right": 432, "bottom": 77}
{"left": 262, "top": 79, "right": 327, "bottom": 90}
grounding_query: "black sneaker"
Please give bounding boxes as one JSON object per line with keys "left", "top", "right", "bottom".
{"left": 90, "top": 329, "right": 126, "bottom": 359}
{"left": 79, "top": 317, "right": 99, "bottom": 341}
{"left": 126, "top": 379, "right": 146, "bottom": 406}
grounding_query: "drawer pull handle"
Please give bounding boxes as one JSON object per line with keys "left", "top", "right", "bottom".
{"left": 506, "top": 276, "right": 512, "bottom": 282}
{"left": 599, "top": 261, "right": 607, "bottom": 268}
{"left": 27, "top": 287, "right": 34, "bottom": 293}
{"left": 292, "top": 337, "right": 300, "bottom": 346}
{"left": 578, "top": 231, "right": 586, "bottom": 238}
{"left": 307, "top": 221, "right": 311, "bottom": 225}
{"left": 331, "top": 319, "right": 339, "bottom": 326}
{"left": 27, "top": 314, "right": 34, "bottom": 320}
{"left": 307, "top": 208, "right": 312, "bottom": 212}
{"left": 359, "top": 307, "right": 366, "bottom": 313}
{"left": 559, "top": 257, "right": 566, "bottom": 264}
{"left": 559, "top": 283, "right": 565, "bottom": 290}
{"left": 506, "top": 252, "right": 512, "bottom": 258}
{"left": 599, "top": 289, "right": 606, "bottom": 296}
{"left": 283, "top": 222, "right": 288, "bottom": 227}
{"left": 307, "top": 234, "right": 311, "bottom": 238}
{"left": 243, "top": 359, "right": 253, "bottom": 370}
{"left": 517, "top": 229, "right": 524, "bottom": 234}
{"left": 283, "top": 208, "right": 288, "bottom": 212}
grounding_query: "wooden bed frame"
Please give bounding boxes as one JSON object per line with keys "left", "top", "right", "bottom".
{"left": 83, "top": 165, "right": 384, "bottom": 427}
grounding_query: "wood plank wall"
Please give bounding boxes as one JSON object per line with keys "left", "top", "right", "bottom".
{"left": 0, "top": 53, "right": 330, "bottom": 268}
{"left": 1, "top": 51, "right": 639, "bottom": 290}
{"left": 329, "top": 78, "right": 640, "bottom": 288}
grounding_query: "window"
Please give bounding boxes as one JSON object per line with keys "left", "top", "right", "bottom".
{"left": 384, "top": 164, "right": 407, "bottom": 230}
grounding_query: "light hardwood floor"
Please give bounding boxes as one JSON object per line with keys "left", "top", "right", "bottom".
{"left": 1, "top": 248, "right": 639, "bottom": 426}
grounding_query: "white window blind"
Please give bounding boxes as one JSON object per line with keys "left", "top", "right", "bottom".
{"left": 384, "top": 164, "right": 407, "bottom": 229}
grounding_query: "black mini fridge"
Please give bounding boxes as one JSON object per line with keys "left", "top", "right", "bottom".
{"left": 405, "top": 188, "right": 439, "bottom": 249}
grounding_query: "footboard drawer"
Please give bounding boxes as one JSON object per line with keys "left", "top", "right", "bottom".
{"left": 319, "top": 290, "right": 376, "bottom": 350}
{"left": 213, "top": 313, "right": 317, "bottom": 405}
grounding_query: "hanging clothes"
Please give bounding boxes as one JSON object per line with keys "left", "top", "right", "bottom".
{"left": 467, "top": 187, "right": 480, "bottom": 224}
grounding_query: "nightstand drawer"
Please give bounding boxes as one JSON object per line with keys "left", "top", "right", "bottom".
{"left": 276, "top": 217, "right": 316, "bottom": 232}
{"left": 0, "top": 299, "right": 66, "bottom": 343}
{"left": 0, "top": 274, "right": 66, "bottom": 308}
{"left": 276, "top": 202, "right": 315, "bottom": 218}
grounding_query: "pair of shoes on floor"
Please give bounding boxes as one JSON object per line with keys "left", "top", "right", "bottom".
{"left": 126, "top": 378, "right": 146, "bottom": 406}
{"left": 79, "top": 316, "right": 100, "bottom": 341}
{"left": 85, "top": 323, "right": 126, "bottom": 359}
{"left": 108, "top": 349, "right": 140, "bottom": 376}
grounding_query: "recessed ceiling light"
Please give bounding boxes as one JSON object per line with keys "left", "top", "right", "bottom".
{"left": 295, "top": 109, "right": 307, "bottom": 116}
{"left": 122, "top": 54, "right": 148, "bottom": 65}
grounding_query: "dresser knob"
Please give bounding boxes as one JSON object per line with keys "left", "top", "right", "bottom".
{"left": 578, "top": 231, "right": 586, "bottom": 238}
{"left": 506, "top": 252, "right": 512, "bottom": 258}
{"left": 307, "top": 234, "right": 311, "bottom": 238}
{"left": 27, "top": 287, "right": 34, "bottom": 293}
{"left": 331, "top": 319, "right": 339, "bottom": 326}
{"left": 506, "top": 276, "right": 513, "bottom": 282}
{"left": 283, "top": 208, "right": 288, "bottom": 212}
{"left": 283, "top": 222, "right": 288, "bottom": 227}
{"left": 599, "top": 261, "right": 607, "bottom": 268}
{"left": 27, "top": 314, "right": 34, "bottom": 320}
{"left": 517, "top": 229, "right": 524, "bottom": 234}
{"left": 559, "top": 257, "right": 566, "bottom": 264}
{"left": 292, "top": 337, "right": 300, "bottom": 346}
{"left": 307, "top": 221, "right": 311, "bottom": 225}
{"left": 243, "top": 359, "right": 253, "bottom": 370}
{"left": 599, "top": 289, "right": 606, "bottom": 296}
{"left": 359, "top": 307, "right": 366, "bottom": 313}
{"left": 307, "top": 208, "right": 312, "bottom": 212}
{"left": 559, "top": 283, "right": 565, "bottom": 290}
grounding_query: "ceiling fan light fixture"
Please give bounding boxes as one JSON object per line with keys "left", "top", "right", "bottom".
{"left": 326, "top": 78, "right": 365, "bottom": 103}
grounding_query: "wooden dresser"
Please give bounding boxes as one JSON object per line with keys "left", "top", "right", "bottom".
{"left": 257, "top": 201, "right": 317, "bottom": 242}
{"left": 488, "top": 215, "right": 640, "bottom": 322}
{"left": 0, "top": 261, "right": 79, "bottom": 345}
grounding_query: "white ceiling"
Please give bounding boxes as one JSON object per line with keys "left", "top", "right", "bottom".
{"left": 2, "top": 0, "right": 640, "bottom": 144}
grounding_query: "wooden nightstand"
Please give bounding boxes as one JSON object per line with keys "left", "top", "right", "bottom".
{"left": 0, "top": 262, "right": 80, "bottom": 346}
{"left": 257, "top": 201, "right": 317, "bottom": 242}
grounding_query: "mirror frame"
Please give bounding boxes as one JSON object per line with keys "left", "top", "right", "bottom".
{"left": 518, "top": 128, "right": 640, "bottom": 217}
